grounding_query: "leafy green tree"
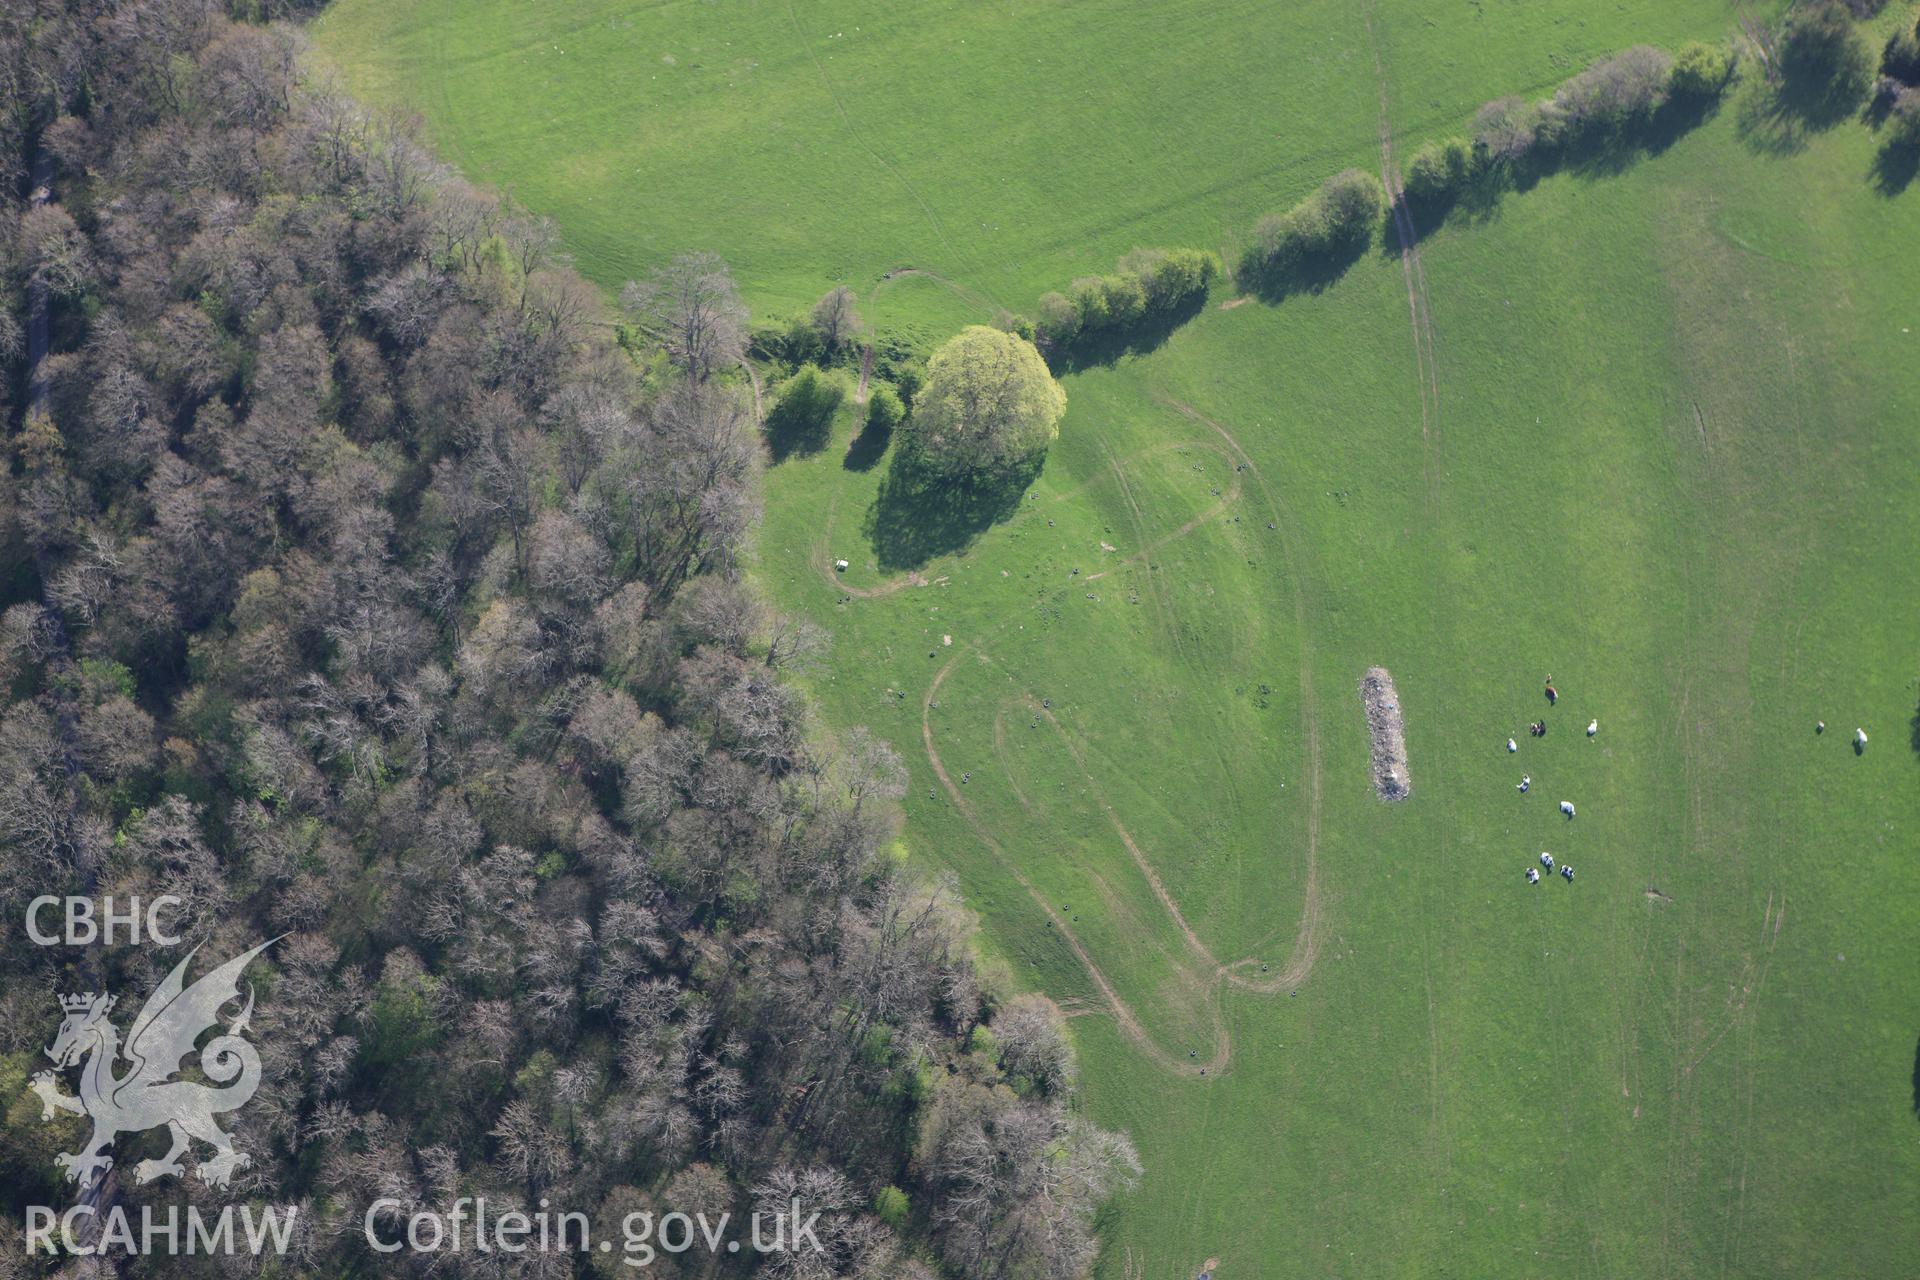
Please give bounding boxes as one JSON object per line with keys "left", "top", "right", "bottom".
{"left": 874, "top": 1185, "right": 910, "bottom": 1230}
{"left": 907, "top": 326, "right": 1065, "bottom": 479}
{"left": 1035, "top": 290, "right": 1080, "bottom": 344}
{"left": 1247, "top": 168, "right": 1385, "bottom": 277}
{"left": 764, "top": 363, "right": 843, "bottom": 460}
{"left": 866, "top": 382, "right": 904, "bottom": 434}
{"left": 1671, "top": 41, "right": 1735, "bottom": 99}
{"left": 1403, "top": 137, "right": 1473, "bottom": 203}
{"left": 1779, "top": 2, "right": 1873, "bottom": 111}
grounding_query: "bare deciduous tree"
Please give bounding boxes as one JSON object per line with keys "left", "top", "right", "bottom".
{"left": 809, "top": 284, "right": 860, "bottom": 352}
{"left": 620, "top": 251, "right": 748, "bottom": 382}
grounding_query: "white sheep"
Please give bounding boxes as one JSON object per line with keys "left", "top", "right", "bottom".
{"left": 1539, "top": 851, "right": 1554, "bottom": 869}
{"left": 1507, "top": 737, "right": 1518, "bottom": 753}
{"left": 1587, "top": 719, "right": 1598, "bottom": 737}
{"left": 1855, "top": 727, "right": 1868, "bottom": 747}
{"left": 1559, "top": 800, "right": 1576, "bottom": 818}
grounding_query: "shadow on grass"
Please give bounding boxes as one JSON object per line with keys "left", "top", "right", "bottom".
{"left": 1912, "top": 1034, "right": 1920, "bottom": 1120}
{"left": 1400, "top": 96, "right": 1723, "bottom": 247}
{"left": 1237, "top": 235, "right": 1373, "bottom": 304}
{"left": 862, "top": 448, "right": 1040, "bottom": 571}
{"left": 1909, "top": 698, "right": 1920, "bottom": 759}
{"left": 1043, "top": 291, "right": 1210, "bottom": 374}
{"left": 842, "top": 418, "right": 891, "bottom": 472}
{"left": 1738, "top": 69, "right": 1867, "bottom": 157}
{"left": 1873, "top": 140, "right": 1920, "bottom": 195}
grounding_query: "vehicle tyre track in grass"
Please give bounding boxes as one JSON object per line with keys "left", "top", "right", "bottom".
{"left": 1362, "top": 2, "right": 1456, "bottom": 1190}
{"left": 1082, "top": 459, "right": 1242, "bottom": 584}
{"left": 1362, "top": 2, "right": 1444, "bottom": 502}
{"left": 923, "top": 651, "right": 1228, "bottom": 1078}
{"left": 870, "top": 265, "right": 1001, "bottom": 317}
{"left": 813, "top": 392, "right": 1322, "bottom": 1077}
{"left": 1098, "top": 437, "right": 1185, "bottom": 660}
{"left": 1149, "top": 395, "right": 1324, "bottom": 994}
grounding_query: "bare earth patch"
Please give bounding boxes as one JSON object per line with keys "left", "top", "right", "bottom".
{"left": 1360, "top": 666, "right": 1411, "bottom": 800}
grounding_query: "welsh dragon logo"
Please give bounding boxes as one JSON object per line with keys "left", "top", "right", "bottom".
{"left": 28, "top": 941, "right": 276, "bottom": 1190}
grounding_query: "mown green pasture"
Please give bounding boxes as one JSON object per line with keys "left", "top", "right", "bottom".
{"left": 316, "top": 1, "right": 1920, "bottom": 1274}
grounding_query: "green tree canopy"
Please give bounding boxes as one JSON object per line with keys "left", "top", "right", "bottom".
{"left": 908, "top": 326, "right": 1066, "bottom": 478}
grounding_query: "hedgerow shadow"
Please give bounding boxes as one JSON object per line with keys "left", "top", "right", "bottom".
{"left": 862, "top": 448, "right": 1040, "bottom": 571}
{"left": 1390, "top": 96, "right": 1722, "bottom": 248}
{"left": 1043, "top": 291, "right": 1209, "bottom": 374}
{"left": 1567, "top": 94, "right": 1718, "bottom": 177}
{"left": 1237, "top": 236, "right": 1372, "bottom": 304}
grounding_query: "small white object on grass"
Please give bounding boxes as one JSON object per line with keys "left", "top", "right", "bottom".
{"left": 1539, "top": 852, "right": 1554, "bottom": 869}
{"left": 1526, "top": 867, "right": 1540, "bottom": 883}
{"left": 1507, "top": 738, "right": 1518, "bottom": 753}
{"left": 1517, "top": 775, "right": 1530, "bottom": 792}
{"left": 1855, "top": 727, "right": 1868, "bottom": 747}
{"left": 834, "top": 559, "right": 849, "bottom": 572}
{"left": 1560, "top": 800, "right": 1576, "bottom": 817}
{"left": 1587, "top": 719, "right": 1598, "bottom": 737}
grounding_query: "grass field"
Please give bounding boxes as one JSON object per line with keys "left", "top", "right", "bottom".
{"left": 315, "top": 2, "right": 1920, "bottom": 1275}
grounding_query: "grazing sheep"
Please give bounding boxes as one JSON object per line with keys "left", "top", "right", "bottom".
{"left": 1517, "top": 774, "right": 1530, "bottom": 792}
{"left": 1561, "top": 865, "right": 1575, "bottom": 881}
{"left": 1854, "top": 727, "right": 1868, "bottom": 747}
{"left": 1539, "top": 851, "right": 1554, "bottom": 869}
{"left": 1526, "top": 867, "right": 1540, "bottom": 883}
{"left": 1587, "top": 719, "right": 1598, "bottom": 737}
{"left": 1507, "top": 737, "right": 1518, "bottom": 753}
{"left": 1560, "top": 800, "right": 1576, "bottom": 818}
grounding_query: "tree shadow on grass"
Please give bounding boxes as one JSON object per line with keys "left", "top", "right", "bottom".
{"left": 1564, "top": 94, "right": 1720, "bottom": 178}
{"left": 1738, "top": 71, "right": 1866, "bottom": 158}
{"left": 842, "top": 418, "right": 891, "bottom": 472}
{"left": 862, "top": 448, "right": 1040, "bottom": 571}
{"left": 1236, "top": 236, "right": 1373, "bottom": 305}
{"left": 1389, "top": 96, "right": 1722, "bottom": 249}
{"left": 1043, "top": 290, "right": 1209, "bottom": 375}
{"left": 1872, "top": 140, "right": 1920, "bottom": 195}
